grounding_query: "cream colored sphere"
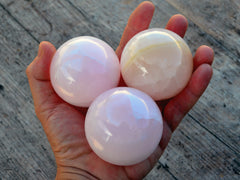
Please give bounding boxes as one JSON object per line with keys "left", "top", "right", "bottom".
{"left": 121, "top": 28, "right": 193, "bottom": 100}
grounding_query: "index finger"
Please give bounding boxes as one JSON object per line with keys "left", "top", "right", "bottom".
{"left": 116, "top": 1, "right": 155, "bottom": 58}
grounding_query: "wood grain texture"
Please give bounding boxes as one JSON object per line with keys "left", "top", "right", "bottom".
{"left": 0, "top": 4, "right": 56, "bottom": 179}
{"left": 0, "top": 0, "right": 239, "bottom": 179}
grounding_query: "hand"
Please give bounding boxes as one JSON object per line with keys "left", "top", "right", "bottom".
{"left": 26, "top": 1, "right": 214, "bottom": 180}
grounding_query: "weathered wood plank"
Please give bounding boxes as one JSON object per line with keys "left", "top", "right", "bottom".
{"left": 5, "top": 0, "right": 237, "bottom": 156}
{"left": 0, "top": 5, "right": 56, "bottom": 179}
{"left": 163, "top": 0, "right": 240, "bottom": 154}
{"left": 0, "top": 0, "right": 122, "bottom": 48}
{"left": 166, "top": 0, "right": 240, "bottom": 59}
{"left": 0, "top": 0, "right": 239, "bottom": 179}
{"left": 161, "top": 114, "right": 240, "bottom": 179}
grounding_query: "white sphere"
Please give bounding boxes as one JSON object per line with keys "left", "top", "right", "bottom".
{"left": 50, "top": 36, "right": 120, "bottom": 107}
{"left": 85, "top": 87, "right": 163, "bottom": 166}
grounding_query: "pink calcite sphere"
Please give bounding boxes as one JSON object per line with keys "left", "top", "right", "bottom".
{"left": 121, "top": 28, "right": 193, "bottom": 101}
{"left": 85, "top": 87, "right": 163, "bottom": 166}
{"left": 50, "top": 36, "right": 120, "bottom": 107}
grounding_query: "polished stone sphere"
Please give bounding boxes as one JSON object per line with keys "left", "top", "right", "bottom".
{"left": 121, "top": 28, "right": 193, "bottom": 100}
{"left": 85, "top": 87, "right": 163, "bottom": 166}
{"left": 50, "top": 36, "right": 120, "bottom": 107}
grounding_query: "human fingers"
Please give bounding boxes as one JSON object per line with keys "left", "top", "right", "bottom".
{"left": 164, "top": 63, "right": 213, "bottom": 131}
{"left": 163, "top": 45, "right": 214, "bottom": 131}
{"left": 194, "top": 45, "right": 214, "bottom": 70}
{"left": 160, "top": 45, "right": 214, "bottom": 131}
{"left": 116, "top": 1, "right": 155, "bottom": 58}
{"left": 165, "top": 14, "right": 188, "bottom": 38}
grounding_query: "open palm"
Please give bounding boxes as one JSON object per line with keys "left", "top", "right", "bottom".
{"left": 26, "top": 2, "right": 214, "bottom": 180}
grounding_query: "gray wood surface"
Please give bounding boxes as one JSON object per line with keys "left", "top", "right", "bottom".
{"left": 0, "top": 0, "right": 239, "bottom": 179}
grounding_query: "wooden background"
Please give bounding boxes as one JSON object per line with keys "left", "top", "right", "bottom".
{"left": 0, "top": 0, "right": 239, "bottom": 179}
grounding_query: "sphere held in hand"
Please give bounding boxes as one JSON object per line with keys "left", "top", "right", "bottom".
{"left": 50, "top": 36, "right": 120, "bottom": 107}
{"left": 85, "top": 87, "right": 163, "bottom": 166}
{"left": 121, "top": 28, "right": 193, "bottom": 100}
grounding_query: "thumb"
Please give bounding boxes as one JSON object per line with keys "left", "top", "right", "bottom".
{"left": 26, "top": 41, "right": 56, "bottom": 81}
{"left": 26, "top": 42, "right": 62, "bottom": 124}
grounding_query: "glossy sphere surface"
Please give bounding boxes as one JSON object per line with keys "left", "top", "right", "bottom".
{"left": 121, "top": 28, "right": 193, "bottom": 101}
{"left": 85, "top": 87, "right": 163, "bottom": 166}
{"left": 50, "top": 36, "right": 120, "bottom": 107}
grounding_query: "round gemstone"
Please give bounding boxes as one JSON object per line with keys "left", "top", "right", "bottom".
{"left": 121, "top": 28, "right": 193, "bottom": 100}
{"left": 85, "top": 87, "right": 163, "bottom": 166}
{"left": 50, "top": 36, "right": 120, "bottom": 107}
